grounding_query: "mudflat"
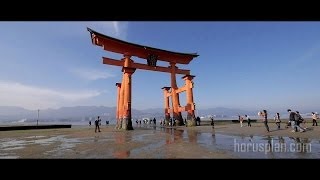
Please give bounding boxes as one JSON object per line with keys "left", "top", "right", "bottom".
{"left": 0, "top": 122, "right": 319, "bottom": 159}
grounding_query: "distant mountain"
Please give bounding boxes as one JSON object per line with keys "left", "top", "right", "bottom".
{"left": 0, "top": 106, "right": 295, "bottom": 122}
{"left": 0, "top": 106, "right": 36, "bottom": 121}
{"left": 198, "top": 107, "right": 254, "bottom": 117}
{"left": 0, "top": 106, "right": 165, "bottom": 122}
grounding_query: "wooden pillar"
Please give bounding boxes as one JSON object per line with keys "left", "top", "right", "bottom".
{"left": 117, "top": 75, "right": 125, "bottom": 129}
{"left": 183, "top": 75, "right": 196, "bottom": 127}
{"left": 121, "top": 55, "right": 136, "bottom": 130}
{"left": 162, "top": 87, "right": 171, "bottom": 126}
{"left": 115, "top": 83, "right": 121, "bottom": 129}
{"left": 170, "top": 62, "right": 183, "bottom": 125}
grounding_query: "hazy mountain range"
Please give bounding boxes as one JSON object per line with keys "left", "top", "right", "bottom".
{"left": 0, "top": 106, "right": 249, "bottom": 122}
{"left": 0, "top": 106, "right": 314, "bottom": 123}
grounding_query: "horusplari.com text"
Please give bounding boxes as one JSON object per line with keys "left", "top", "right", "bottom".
{"left": 234, "top": 139, "right": 312, "bottom": 154}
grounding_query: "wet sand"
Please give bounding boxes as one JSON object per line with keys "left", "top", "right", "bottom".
{"left": 0, "top": 122, "right": 319, "bottom": 159}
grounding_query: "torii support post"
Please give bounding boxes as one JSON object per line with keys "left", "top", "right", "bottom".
{"left": 117, "top": 74, "right": 125, "bottom": 129}
{"left": 162, "top": 87, "right": 171, "bottom": 126}
{"left": 115, "top": 83, "right": 122, "bottom": 129}
{"left": 170, "top": 62, "right": 183, "bottom": 126}
{"left": 121, "top": 66, "right": 135, "bottom": 130}
{"left": 183, "top": 75, "right": 196, "bottom": 127}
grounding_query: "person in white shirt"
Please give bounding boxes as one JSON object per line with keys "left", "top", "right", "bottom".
{"left": 312, "top": 112, "right": 318, "bottom": 126}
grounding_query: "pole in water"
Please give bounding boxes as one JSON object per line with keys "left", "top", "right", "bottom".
{"left": 37, "top": 109, "right": 39, "bottom": 126}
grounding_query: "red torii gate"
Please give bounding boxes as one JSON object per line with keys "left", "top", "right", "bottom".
{"left": 87, "top": 28, "right": 198, "bottom": 130}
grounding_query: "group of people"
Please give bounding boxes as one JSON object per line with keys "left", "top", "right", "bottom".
{"left": 89, "top": 117, "right": 110, "bottom": 132}
{"left": 250, "top": 109, "right": 319, "bottom": 133}
{"left": 238, "top": 115, "right": 252, "bottom": 127}
{"left": 88, "top": 116, "right": 102, "bottom": 133}
{"left": 286, "top": 109, "right": 307, "bottom": 132}
{"left": 89, "top": 110, "right": 319, "bottom": 134}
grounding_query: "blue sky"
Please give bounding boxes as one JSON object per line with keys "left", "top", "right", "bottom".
{"left": 0, "top": 21, "right": 319, "bottom": 112}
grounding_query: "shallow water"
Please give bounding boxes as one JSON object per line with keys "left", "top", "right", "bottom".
{"left": 0, "top": 125, "right": 319, "bottom": 158}
{"left": 0, "top": 135, "right": 83, "bottom": 158}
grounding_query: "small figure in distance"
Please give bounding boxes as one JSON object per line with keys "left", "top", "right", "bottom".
{"left": 312, "top": 112, "right": 319, "bottom": 126}
{"left": 274, "top": 113, "right": 281, "bottom": 130}
{"left": 210, "top": 116, "right": 215, "bottom": 128}
{"left": 245, "top": 115, "right": 251, "bottom": 127}
{"left": 95, "top": 116, "right": 101, "bottom": 133}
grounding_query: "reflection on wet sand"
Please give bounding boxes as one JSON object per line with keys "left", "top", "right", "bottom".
{"left": 288, "top": 137, "right": 312, "bottom": 154}
{"left": 187, "top": 129, "right": 199, "bottom": 143}
{"left": 165, "top": 128, "right": 173, "bottom": 144}
{"left": 113, "top": 132, "right": 130, "bottom": 158}
{"left": 212, "top": 128, "right": 216, "bottom": 145}
{"left": 173, "top": 129, "right": 184, "bottom": 142}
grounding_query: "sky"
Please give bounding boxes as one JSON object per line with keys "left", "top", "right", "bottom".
{"left": 0, "top": 21, "right": 319, "bottom": 112}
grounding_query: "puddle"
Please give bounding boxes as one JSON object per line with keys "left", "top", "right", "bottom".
{"left": 130, "top": 140, "right": 166, "bottom": 158}
{"left": 0, "top": 135, "right": 83, "bottom": 158}
{"left": 25, "top": 136, "right": 46, "bottom": 139}
{"left": 0, "top": 156, "right": 19, "bottom": 159}
{"left": 2, "top": 146, "right": 25, "bottom": 151}
{"left": 144, "top": 126, "right": 320, "bottom": 158}
{"left": 191, "top": 133, "right": 320, "bottom": 158}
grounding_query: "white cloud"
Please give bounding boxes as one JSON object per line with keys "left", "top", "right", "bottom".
{"left": 0, "top": 81, "right": 103, "bottom": 110}
{"left": 69, "top": 68, "right": 115, "bottom": 80}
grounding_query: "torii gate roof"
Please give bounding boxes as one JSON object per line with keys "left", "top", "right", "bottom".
{"left": 88, "top": 27, "right": 198, "bottom": 65}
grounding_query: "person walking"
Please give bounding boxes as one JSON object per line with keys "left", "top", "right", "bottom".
{"left": 210, "top": 117, "right": 215, "bottom": 128}
{"left": 287, "top": 109, "right": 296, "bottom": 132}
{"left": 312, "top": 112, "right": 318, "bottom": 126}
{"left": 294, "top": 111, "right": 306, "bottom": 132}
{"left": 245, "top": 115, "right": 251, "bottom": 127}
{"left": 274, "top": 112, "right": 281, "bottom": 130}
{"left": 95, "top": 116, "right": 101, "bottom": 133}
{"left": 260, "top": 110, "right": 269, "bottom": 132}
{"left": 239, "top": 115, "right": 243, "bottom": 127}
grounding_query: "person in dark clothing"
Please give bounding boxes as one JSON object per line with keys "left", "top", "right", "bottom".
{"left": 210, "top": 117, "right": 215, "bottom": 128}
{"left": 260, "top": 110, "right": 269, "bottom": 132}
{"left": 196, "top": 116, "right": 201, "bottom": 126}
{"left": 287, "top": 109, "right": 296, "bottom": 131}
{"left": 295, "top": 111, "right": 306, "bottom": 132}
{"left": 89, "top": 121, "right": 91, "bottom": 126}
{"left": 245, "top": 115, "right": 251, "bottom": 127}
{"left": 95, "top": 116, "right": 101, "bottom": 133}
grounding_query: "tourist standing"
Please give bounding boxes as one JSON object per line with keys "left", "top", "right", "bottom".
{"left": 95, "top": 116, "right": 101, "bottom": 133}
{"left": 245, "top": 115, "right": 251, "bottom": 127}
{"left": 210, "top": 117, "right": 215, "bottom": 128}
{"left": 287, "top": 109, "right": 296, "bottom": 132}
{"left": 312, "top": 112, "right": 318, "bottom": 126}
{"left": 274, "top": 112, "right": 281, "bottom": 130}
